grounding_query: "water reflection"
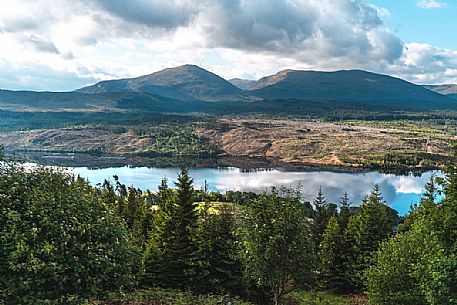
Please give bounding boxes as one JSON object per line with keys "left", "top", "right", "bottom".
{"left": 70, "top": 166, "right": 441, "bottom": 216}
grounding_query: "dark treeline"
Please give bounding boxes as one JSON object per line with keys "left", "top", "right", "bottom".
{"left": 1, "top": 147, "right": 456, "bottom": 304}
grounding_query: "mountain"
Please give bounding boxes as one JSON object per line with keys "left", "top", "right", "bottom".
{"left": 77, "top": 64, "right": 243, "bottom": 102}
{"left": 229, "top": 78, "right": 257, "bottom": 90}
{"left": 247, "top": 69, "right": 450, "bottom": 107}
{"left": 423, "top": 84, "right": 457, "bottom": 95}
{"left": 2, "top": 65, "right": 456, "bottom": 117}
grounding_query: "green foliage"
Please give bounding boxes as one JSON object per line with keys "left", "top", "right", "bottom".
{"left": 320, "top": 216, "right": 348, "bottom": 293}
{"left": 338, "top": 192, "right": 352, "bottom": 231}
{"left": 289, "top": 290, "right": 352, "bottom": 305}
{"left": 344, "top": 185, "right": 395, "bottom": 291}
{"left": 141, "top": 125, "right": 217, "bottom": 157}
{"left": 364, "top": 230, "right": 430, "bottom": 305}
{"left": 240, "top": 187, "right": 315, "bottom": 305}
{"left": 86, "top": 288, "right": 253, "bottom": 305}
{"left": 0, "top": 163, "right": 137, "bottom": 304}
{"left": 193, "top": 205, "right": 243, "bottom": 295}
{"left": 312, "top": 187, "right": 332, "bottom": 252}
{"left": 365, "top": 170, "right": 457, "bottom": 305}
{"left": 142, "top": 168, "right": 199, "bottom": 290}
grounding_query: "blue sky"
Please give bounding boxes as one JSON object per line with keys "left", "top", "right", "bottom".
{"left": 0, "top": 0, "right": 456, "bottom": 91}
{"left": 370, "top": 0, "right": 457, "bottom": 49}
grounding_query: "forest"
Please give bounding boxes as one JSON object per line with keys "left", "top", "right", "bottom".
{"left": 0, "top": 146, "right": 456, "bottom": 305}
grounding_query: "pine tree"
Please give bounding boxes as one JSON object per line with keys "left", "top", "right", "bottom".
{"left": 114, "top": 175, "right": 128, "bottom": 219}
{"left": 143, "top": 168, "right": 199, "bottom": 290}
{"left": 157, "top": 177, "right": 171, "bottom": 209}
{"left": 241, "top": 187, "right": 315, "bottom": 305}
{"left": 344, "top": 185, "right": 394, "bottom": 291}
{"left": 312, "top": 186, "right": 330, "bottom": 251}
{"left": 320, "top": 216, "right": 347, "bottom": 292}
{"left": 338, "top": 192, "right": 352, "bottom": 231}
{"left": 424, "top": 173, "right": 438, "bottom": 203}
{"left": 194, "top": 205, "right": 243, "bottom": 295}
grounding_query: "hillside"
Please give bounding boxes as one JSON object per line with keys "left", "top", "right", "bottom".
{"left": 424, "top": 84, "right": 457, "bottom": 95}
{"left": 77, "top": 64, "right": 243, "bottom": 102}
{"left": 247, "top": 69, "right": 452, "bottom": 109}
{"left": 229, "top": 78, "right": 256, "bottom": 90}
{"left": 1, "top": 65, "right": 457, "bottom": 117}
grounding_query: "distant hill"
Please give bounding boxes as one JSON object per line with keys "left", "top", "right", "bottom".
{"left": 423, "top": 84, "right": 457, "bottom": 95}
{"left": 2, "top": 65, "right": 456, "bottom": 117}
{"left": 246, "top": 70, "right": 451, "bottom": 108}
{"left": 229, "top": 78, "right": 257, "bottom": 90}
{"left": 77, "top": 64, "right": 243, "bottom": 102}
{"left": 0, "top": 89, "right": 216, "bottom": 113}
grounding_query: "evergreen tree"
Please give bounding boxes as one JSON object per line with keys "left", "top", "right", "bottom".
{"left": 424, "top": 173, "right": 438, "bottom": 203}
{"left": 156, "top": 177, "right": 171, "bottom": 208}
{"left": 126, "top": 186, "right": 141, "bottom": 229}
{"left": 143, "top": 168, "right": 198, "bottom": 290}
{"left": 320, "top": 216, "right": 347, "bottom": 292}
{"left": 344, "top": 185, "right": 394, "bottom": 290}
{"left": 194, "top": 205, "right": 243, "bottom": 295}
{"left": 114, "top": 175, "right": 128, "bottom": 219}
{"left": 312, "top": 186, "right": 330, "bottom": 251}
{"left": 338, "top": 192, "right": 352, "bottom": 231}
{"left": 319, "top": 193, "right": 355, "bottom": 293}
{"left": 241, "top": 187, "right": 315, "bottom": 305}
{"left": 365, "top": 170, "right": 457, "bottom": 304}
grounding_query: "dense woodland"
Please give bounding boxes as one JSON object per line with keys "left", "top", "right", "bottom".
{"left": 0, "top": 145, "right": 456, "bottom": 305}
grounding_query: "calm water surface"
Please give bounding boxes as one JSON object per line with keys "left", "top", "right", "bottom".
{"left": 66, "top": 166, "right": 441, "bottom": 216}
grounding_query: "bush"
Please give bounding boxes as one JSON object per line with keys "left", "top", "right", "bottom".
{"left": 365, "top": 177, "right": 457, "bottom": 305}
{"left": 0, "top": 163, "right": 138, "bottom": 304}
{"left": 364, "top": 230, "right": 429, "bottom": 305}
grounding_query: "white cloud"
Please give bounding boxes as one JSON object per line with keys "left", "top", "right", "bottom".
{"left": 0, "top": 0, "right": 456, "bottom": 90}
{"left": 417, "top": 0, "right": 446, "bottom": 9}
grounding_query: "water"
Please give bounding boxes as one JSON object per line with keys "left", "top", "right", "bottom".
{"left": 66, "top": 166, "right": 441, "bottom": 216}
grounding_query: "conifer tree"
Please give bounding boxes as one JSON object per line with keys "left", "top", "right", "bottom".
{"left": 320, "top": 216, "right": 347, "bottom": 292}
{"left": 241, "top": 187, "right": 315, "bottom": 305}
{"left": 143, "top": 168, "right": 198, "bottom": 290}
{"left": 312, "top": 186, "right": 330, "bottom": 251}
{"left": 344, "top": 185, "right": 393, "bottom": 290}
{"left": 338, "top": 192, "right": 352, "bottom": 230}
{"left": 194, "top": 205, "right": 243, "bottom": 295}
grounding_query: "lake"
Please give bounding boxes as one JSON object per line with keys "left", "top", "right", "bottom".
{"left": 63, "top": 165, "right": 441, "bottom": 216}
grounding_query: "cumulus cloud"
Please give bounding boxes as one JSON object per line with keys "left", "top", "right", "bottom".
{"left": 417, "top": 0, "right": 446, "bottom": 9}
{"left": 0, "top": 0, "right": 456, "bottom": 90}
{"left": 92, "top": 0, "right": 199, "bottom": 29}
{"left": 386, "top": 43, "right": 457, "bottom": 84}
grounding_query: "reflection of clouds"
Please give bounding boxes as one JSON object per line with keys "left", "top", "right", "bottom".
{"left": 69, "top": 166, "right": 440, "bottom": 215}
{"left": 389, "top": 176, "right": 424, "bottom": 194}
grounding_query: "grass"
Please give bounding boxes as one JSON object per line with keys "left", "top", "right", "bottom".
{"left": 85, "top": 288, "right": 253, "bottom": 305}
{"left": 288, "top": 291, "right": 372, "bottom": 305}
{"left": 289, "top": 291, "right": 351, "bottom": 305}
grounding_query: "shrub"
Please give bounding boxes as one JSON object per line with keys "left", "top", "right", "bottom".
{"left": 0, "top": 163, "right": 138, "bottom": 304}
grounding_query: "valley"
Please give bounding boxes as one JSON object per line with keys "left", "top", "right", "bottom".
{"left": 2, "top": 117, "right": 456, "bottom": 171}
{"left": 2, "top": 65, "right": 457, "bottom": 172}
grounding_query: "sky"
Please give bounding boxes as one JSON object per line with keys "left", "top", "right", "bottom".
{"left": 0, "top": 0, "right": 456, "bottom": 91}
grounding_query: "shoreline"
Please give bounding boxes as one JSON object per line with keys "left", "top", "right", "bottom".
{"left": 5, "top": 150, "right": 442, "bottom": 175}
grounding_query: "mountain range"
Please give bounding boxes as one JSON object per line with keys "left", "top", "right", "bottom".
{"left": 1, "top": 64, "right": 456, "bottom": 115}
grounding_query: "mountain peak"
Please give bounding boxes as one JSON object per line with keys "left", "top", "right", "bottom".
{"left": 248, "top": 69, "right": 448, "bottom": 103}
{"left": 77, "top": 64, "right": 242, "bottom": 101}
